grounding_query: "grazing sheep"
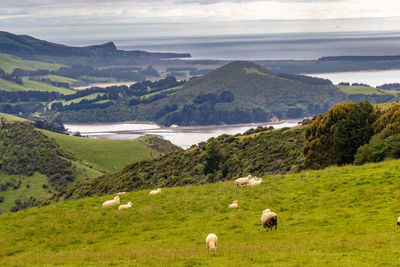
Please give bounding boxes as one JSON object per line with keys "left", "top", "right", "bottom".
{"left": 102, "top": 196, "right": 120, "bottom": 208}
{"left": 261, "top": 211, "right": 278, "bottom": 231}
{"left": 228, "top": 200, "right": 238, "bottom": 209}
{"left": 118, "top": 202, "right": 132, "bottom": 211}
{"left": 397, "top": 216, "right": 400, "bottom": 226}
{"left": 249, "top": 177, "right": 263, "bottom": 187}
{"left": 235, "top": 175, "right": 252, "bottom": 187}
{"left": 149, "top": 188, "right": 162, "bottom": 195}
{"left": 117, "top": 192, "right": 126, "bottom": 195}
{"left": 206, "top": 233, "right": 218, "bottom": 252}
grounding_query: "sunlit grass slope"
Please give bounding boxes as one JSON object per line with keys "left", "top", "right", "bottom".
{"left": 337, "top": 85, "right": 398, "bottom": 95}
{"left": 0, "top": 112, "right": 26, "bottom": 121}
{"left": 42, "top": 131, "right": 164, "bottom": 173}
{"left": 1, "top": 159, "right": 400, "bottom": 266}
{"left": 0, "top": 53, "right": 62, "bottom": 73}
{"left": 0, "top": 77, "right": 75, "bottom": 94}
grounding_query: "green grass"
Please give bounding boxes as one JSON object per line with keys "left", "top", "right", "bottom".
{"left": 0, "top": 77, "right": 76, "bottom": 95}
{"left": 42, "top": 131, "right": 161, "bottom": 173}
{"left": 37, "top": 75, "right": 78, "bottom": 85}
{"left": 336, "top": 85, "right": 398, "bottom": 96}
{"left": 0, "top": 53, "right": 62, "bottom": 73}
{"left": 1, "top": 159, "right": 400, "bottom": 265}
{"left": 63, "top": 93, "right": 105, "bottom": 105}
{"left": 0, "top": 112, "right": 26, "bottom": 121}
{"left": 0, "top": 172, "right": 55, "bottom": 213}
{"left": 0, "top": 160, "right": 103, "bottom": 214}
{"left": 142, "top": 85, "right": 183, "bottom": 99}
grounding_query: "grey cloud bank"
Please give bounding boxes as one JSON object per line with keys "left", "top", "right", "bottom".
{"left": 0, "top": 0, "right": 399, "bottom": 44}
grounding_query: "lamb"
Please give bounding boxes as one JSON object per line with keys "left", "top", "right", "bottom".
{"left": 102, "top": 196, "right": 120, "bottom": 208}
{"left": 235, "top": 175, "right": 252, "bottom": 187}
{"left": 118, "top": 202, "right": 132, "bottom": 210}
{"left": 249, "top": 177, "right": 263, "bottom": 186}
{"left": 149, "top": 188, "right": 162, "bottom": 195}
{"left": 206, "top": 233, "right": 218, "bottom": 252}
{"left": 397, "top": 216, "right": 400, "bottom": 226}
{"left": 228, "top": 200, "right": 238, "bottom": 209}
{"left": 261, "top": 210, "right": 278, "bottom": 231}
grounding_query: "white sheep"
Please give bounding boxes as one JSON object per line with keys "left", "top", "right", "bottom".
{"left": 235, "top": 175, "right": 252, "bottom": 187}
{"left": 249, "top": 177, "right": 263, "bottom": 187}
{"left": 397, "top": 216, "right": 400, "bottom": 226}
{"left": 261, "top": 210, "right": 278, "bottom": 231}
{"left": 228, "top": 200, "right": 238, "bottom": 209}
{"left": 206, "top": 233, "right": 218, "bottom": 252}
{"left": 117, "top": 192, "right": 126, "bottom": 195}
{"left": 102, "top": 196, "right": 120, "bottom": 208}
{"left": 118, "top": 202, "right": 133, "bottom": 210}
{"left": 149, "top": 188, "right": 162, "bottom": 195}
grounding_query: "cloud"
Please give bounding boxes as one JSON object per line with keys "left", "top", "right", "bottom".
{"left": 0, "top": 0, "right": 399, "bottom": 41}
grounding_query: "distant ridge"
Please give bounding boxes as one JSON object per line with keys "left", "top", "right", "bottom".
{"left": 319, "top": 55, "right": 400, "bottom": 61}
{"left": 0, "top": 31, "right": 191, "bottom": 66}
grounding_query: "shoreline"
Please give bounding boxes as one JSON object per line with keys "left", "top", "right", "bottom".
{"left": 64, "top": 119, "right": 302, "bottom": 134}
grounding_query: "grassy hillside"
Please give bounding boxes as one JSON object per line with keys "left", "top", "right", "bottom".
{"left": 337, "top": 85, "right": 389, "bottom": 95}
{"left": 0, "top": 52, "right": 62, "bottom": 73}
{"left": 0, "top": 112, "right": 25, "bottom": 121}
{"left": 0, "top": 77, "right": 75, "bottom": 94}
{"left": 49, "top": 126, "right": 304, "bottom": 201}
{"left": 1, "top": 159, "right": 400, "bottom": 265}
{"left": 43, "top": 131, "right": 181, "bottom": 173}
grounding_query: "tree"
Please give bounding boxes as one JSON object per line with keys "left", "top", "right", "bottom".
{"left": 303, "top": 101, "right": 378, "bottom": 169}
{"left": 203, "top": 139, "right": 222, "bottom": 175}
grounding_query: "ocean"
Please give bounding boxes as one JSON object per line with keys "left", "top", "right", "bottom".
{"left": 109, "top": 31, "right": 400, "bottom": 60}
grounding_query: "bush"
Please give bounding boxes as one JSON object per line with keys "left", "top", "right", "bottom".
{"left": 304, "top": 101, "right": 378, "bottom": 169}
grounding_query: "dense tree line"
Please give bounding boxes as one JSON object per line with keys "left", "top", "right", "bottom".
{"left": 11, "top": 68, "right": 50, "bottom": 76}
{"left": 377, "top": 83, "right": 400, "bottom": 91}
{"left": 0, "top": 90, "right": 62, "bottom": 103}
{"left": 64, "top": 76, "right": 184, "bottom": 101}
{"left": 30, "top": 77, "right": 70, "bottom": 88}
{"left": 0, "top": 102, "right": 44, "bottom": 115}
{"left": 52, "top": 65, "right": 145, "bottom": 81}
{"left": 0, "top": 68, "right": 22, "bottom": 85}
{"left": 193, "top": 90, "right": 234, "bottom": 104}
{"left": 31, "top": 119, "right": 67, "bottom": 134}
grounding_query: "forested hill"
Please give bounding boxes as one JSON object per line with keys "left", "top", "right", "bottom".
{"left": 0, "top": 31, "right": 191, "bottom": 66}
{"left": 127, "top": 61, "right": 346, "bottom": 126}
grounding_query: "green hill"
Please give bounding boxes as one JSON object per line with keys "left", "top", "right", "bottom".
{"left": 0, "top": 52, "right": 63, "bottom": 73}
{"left": 0, "top": 77, "right": 75, "bottom": 94}
{"left": 0, "top": 31, "right": 190, "bottom": 66}
{"left": 126, "top": 61, "right": 347, "bottom": 126}
{"left": 0, "top": 120, "right": 181, "bottom": 213}
{"left": 1, "top": 159, "right": 400, "bottom": 266}
{"left": 43, "top": 131, "right": 182, "bottom": 173}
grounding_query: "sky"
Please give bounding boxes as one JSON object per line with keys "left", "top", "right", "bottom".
{"left": 1, "top": 0, "right": 400, "bottom": 43}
